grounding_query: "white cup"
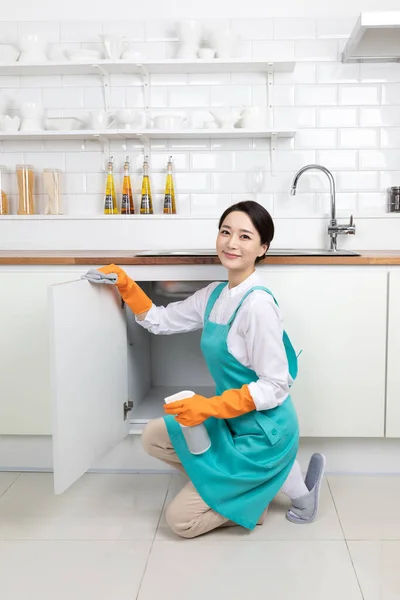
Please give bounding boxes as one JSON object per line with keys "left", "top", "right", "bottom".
{"left": 198, "top": 47, "right": 216, "bottom": 59}
{"left": 88, "top": 110, "right": 115, "bottom": 130}
{"left": 0, "top": 115, "right": 20, "bottom": 132}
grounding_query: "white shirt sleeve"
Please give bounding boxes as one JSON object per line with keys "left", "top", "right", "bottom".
{"left": 241, "top": 292, "right": 291, "bottom": 411}
{"left": 135, "top": 282, "right": 219, "bottom": 335}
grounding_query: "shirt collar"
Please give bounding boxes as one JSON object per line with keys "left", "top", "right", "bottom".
{"left": 224, "top": 270, "right": 261, "bottom": 298}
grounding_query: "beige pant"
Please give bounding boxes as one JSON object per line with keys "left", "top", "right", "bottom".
{"left": 141, "top": 418, "right": 267, "bottom": 538}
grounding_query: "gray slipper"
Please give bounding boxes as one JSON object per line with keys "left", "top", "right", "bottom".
{"left": 286, "top": 453, "right": 326, "bottom": 524}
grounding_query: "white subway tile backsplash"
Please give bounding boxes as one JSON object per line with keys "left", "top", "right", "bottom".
{"left": 316, "top": 17, "right": 354, "bottom": 39}
{"left": 295, "top": 40, "right": 338, "bottom": 61}
{"left": 23, "top": 75, "right": 62, "bottom": 88}
{"left": 360, "top": 63, "right": 400, "bottom": 83}
{"left": 316, "top": 63, "right": 359, "bottom": 84}
{"left": 66, "top": 152, "right": 104, "bottom": 173}
{"left": 42, "top": 88, "right": 83, "bottom": 109}
{"left": 295, "top": 129, "right": 336, "bottom": 149}
{"left": 23, "top": 152, "right": 65, "bottom": 171}
{"left": 168, "top": 86, "right": 210, "bottom": 108}
{"left": 150, "top": 87, "right": 168, "bottom": 108}
{"left": 274, "top": 18, "right": 316, "bottom": 40}
{"left": 274, "top": 193, "right": 316, "bottom": 215}
{"left": 252, "top": 41, "right": 295, "bottom": 61}
{"left": 337, "top": 171, "right": 379, "bottom": 191}
{"left": 382, "top": 84, "right": 400, "bottom": 105}
{"left": 0, "top": 21, "right": 17, "bottom": 42}
{"left": 360, "top": 107, "right": 400, "bottom": 127}
{"left": 275, "top": 150, "right": 315, "bottom": 171}
{"left": 60, "top": 20, "right": 101, "bottom": 43}
{"left": 175, "top": 173, "right": 209, "bottom": 192}
{"left": 316, "top": 192, "right": 357, "bottom": 216}
{"left": 63, "top": 173, "right": 87, "bottom": 194}
{"left": 274, "top": 63, "right": 316, "bottom": 84}
{"left": 126, "top": 87, "right": 145, "bottom": 108}
{"left": 211, "top": 139, "right": 252, "bottom": 151}
{"left": 145, "top": 19, "right": 178, "bottom": 42}
{"left": 211, "top": 86, "right": 251, "bottom": 107}
{"left": 189, "top": 73, "right": 230, "bottom": 86}
{"left": 295, "top": 85, "right": 337, "bottom": 106}
{"left": 318, "top": 108, "right": 358, "bottom": 128}
{"left": 230, "top": 18, "right": 273, "bottom": 40}
{"left": 101, "top": 20, "right": 143, "bottom": 40}
{"left": 232, "top": 194, "right": 274, "bottom": 212}
{"left": 317, "top": 150, "right": 358, "bottom": 170}
{"left": 271, "top": 85, "right": 295, "bottom": 107}
{"left": 211, "top": 172, "right": 252, "bottom": 193}
{"left": 381, "top": 128, "right": 400, "bottom": 148}
{"left": 358, "top": 192, "right": 387, "bottom": 214}
{"left": 360, "top": 150, "right": 400, "bottom": 170}
{"left": 339, "top": 85, "right": 380, "bottom": 106}
{"left": 380, "top": 171, "right": 400, "bottom": 189}
{"left": 191, "top": 194, "right": 232, "bottom": 216}
{"left": 338, "top": 128, "right": 379, "bottom": 149}
{"left": 2, "top": 16, "right": 400, "bottom": 225}
{"left": 191, "top": 152, "right": 232, "bottom": 171}
{"left": 232, "top": 151, "right": 270, "bottom": 172}
{"left": 18, "top": 21, "right": 60, "bottom": 43}
{"left": 274, "top": 107, "right": 316, "bottom": 129}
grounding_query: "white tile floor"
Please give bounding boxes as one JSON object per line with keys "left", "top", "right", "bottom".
{"left": 0, "top": 472, "right": 399, "bottom": 600}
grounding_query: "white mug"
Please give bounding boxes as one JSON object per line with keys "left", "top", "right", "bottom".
{"left": 88, "top": 110, "right": 115, "bottom": 130}
{"left": 198, "top": 47, "right": 216, "bottom": 59}
{"left": 0, "top": 115, "right": 20, "bottom": 132}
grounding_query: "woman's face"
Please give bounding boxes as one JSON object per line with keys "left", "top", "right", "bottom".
{"left": 216, "top": 211, "right": 268, "bottom": 272}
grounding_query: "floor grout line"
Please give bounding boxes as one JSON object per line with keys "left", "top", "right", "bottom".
{"left": 135, "top": 473, "right": 172, "bottom": 600}
{"left": 0, "top": 472, "right": 22, "bottom": 500}
{"left": 326, "top": 477, "right": 366, "bottom": 600}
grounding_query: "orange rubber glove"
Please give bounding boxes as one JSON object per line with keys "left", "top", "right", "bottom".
{"left": 163, "top": 384, "right": 256, "bottom": 426}
{"left": 98, "top": 264, "right": 152, "bottom": 315}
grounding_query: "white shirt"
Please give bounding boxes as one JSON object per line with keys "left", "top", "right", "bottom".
{"left": 136, "top": 271, "right": 292, "bottom": 411}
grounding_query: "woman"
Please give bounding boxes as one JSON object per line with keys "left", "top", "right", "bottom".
{"left": 83, "top": 201, "right": 325, "bottom": 538}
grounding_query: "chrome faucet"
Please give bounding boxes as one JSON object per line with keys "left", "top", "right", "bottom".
{"left": 290, "top": 164, "right": 355, "bottom": 252}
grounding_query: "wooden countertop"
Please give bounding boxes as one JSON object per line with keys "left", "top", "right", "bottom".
{"left": 1, "top": 250, "right": 400, "bottom": 265}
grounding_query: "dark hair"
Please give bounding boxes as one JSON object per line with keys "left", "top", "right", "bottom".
{"left": 218, "top": 201, "right": 274, "bottom": 263}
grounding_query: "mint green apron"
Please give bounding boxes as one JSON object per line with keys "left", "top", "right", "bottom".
{"left": 164, "top": 283, "right": 300, "bottom": 530}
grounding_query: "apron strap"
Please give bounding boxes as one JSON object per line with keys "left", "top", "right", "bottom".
{"left": 227, "top": 285, "right": 299, "bottom": 381}
{"left": 203, "top": 282, "right": 227, "bottom": 323}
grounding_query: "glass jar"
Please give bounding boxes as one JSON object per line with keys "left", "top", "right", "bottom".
{"left": 387, "top": 187, "right": 400, "bottom": 213}
{"left": 16, "top": 164, "right": 35, "bottom": 215}
{"left": 0, "top": 166, "right": 9, "bottom": 215}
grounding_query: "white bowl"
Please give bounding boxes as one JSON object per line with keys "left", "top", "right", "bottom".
{"left": 45, "top": 117, "right": 84, "bottom": 131}
{"left": 0, "top": 115, "right": 20, "bottom": 132}
{"left": 0, "top": 44, "right": 20, "bottom": 63}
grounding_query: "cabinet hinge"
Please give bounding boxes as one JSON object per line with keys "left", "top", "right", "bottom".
{"left": 124, "top": 400, "right": 133, "bottom": 420}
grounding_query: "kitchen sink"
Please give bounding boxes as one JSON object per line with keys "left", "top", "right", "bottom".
{"left": 133, "top": 248, "right": 361, "bottom": 257}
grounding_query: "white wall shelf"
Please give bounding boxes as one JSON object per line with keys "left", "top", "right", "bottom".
{"left": 0, "top": 128, "right": 296, "bottom": 141}
{"left": 0, "top": 59, "right": 295, "bottom": 77}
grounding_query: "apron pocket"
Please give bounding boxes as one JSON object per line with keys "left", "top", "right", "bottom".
{"left": 253, "top": 411, "right": 284, "bottom": 446}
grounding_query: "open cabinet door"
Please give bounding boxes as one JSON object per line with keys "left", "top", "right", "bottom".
{"left": 48, "top": 279, "right": 129, "bottom": 494}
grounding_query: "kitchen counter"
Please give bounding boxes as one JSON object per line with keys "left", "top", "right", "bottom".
{"left": 1, "top": 250, "right": 400, "bottom": 265}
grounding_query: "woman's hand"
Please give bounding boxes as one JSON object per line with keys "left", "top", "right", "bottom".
{"left": 163, "top": 385, "right": 256, "bottom": 426}
{"left": 82, "top": 264, "right": 152, "bottom": 316}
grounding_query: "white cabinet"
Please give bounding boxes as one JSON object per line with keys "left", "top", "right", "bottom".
{"left": 257, "top": 269, "right": 387, "bottom": 437}
{"left": 0, "top": 270, "right": 85, "bottom": 435}
{"left": 386, "top": 271, "right": 400, "bottom": 437}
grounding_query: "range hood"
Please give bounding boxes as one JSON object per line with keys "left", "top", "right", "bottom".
{"left": 342, "top": 11, "right": 400, "bottom": 63}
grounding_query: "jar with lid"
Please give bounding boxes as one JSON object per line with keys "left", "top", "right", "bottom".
{"left": 0, "top": 166, "right": 9, "bottom": 215}
{"left": 387, "top": 187, "right": 400, "bottom": 213}
{"left": 16, "top": 164, "right": 35, "bottom": 215}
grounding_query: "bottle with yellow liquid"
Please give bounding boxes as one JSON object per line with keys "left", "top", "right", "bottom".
{"left": 120, "top": 156, "right": 134, "bottom": 214}
{"left": 163, "top": 155, "right": 176, "bottom": 214}
{"left": 103, "top": 156, "right": 118, "bottom": 214}
{"left": 140, "top": 156, "right": 153, "bottom": 215}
